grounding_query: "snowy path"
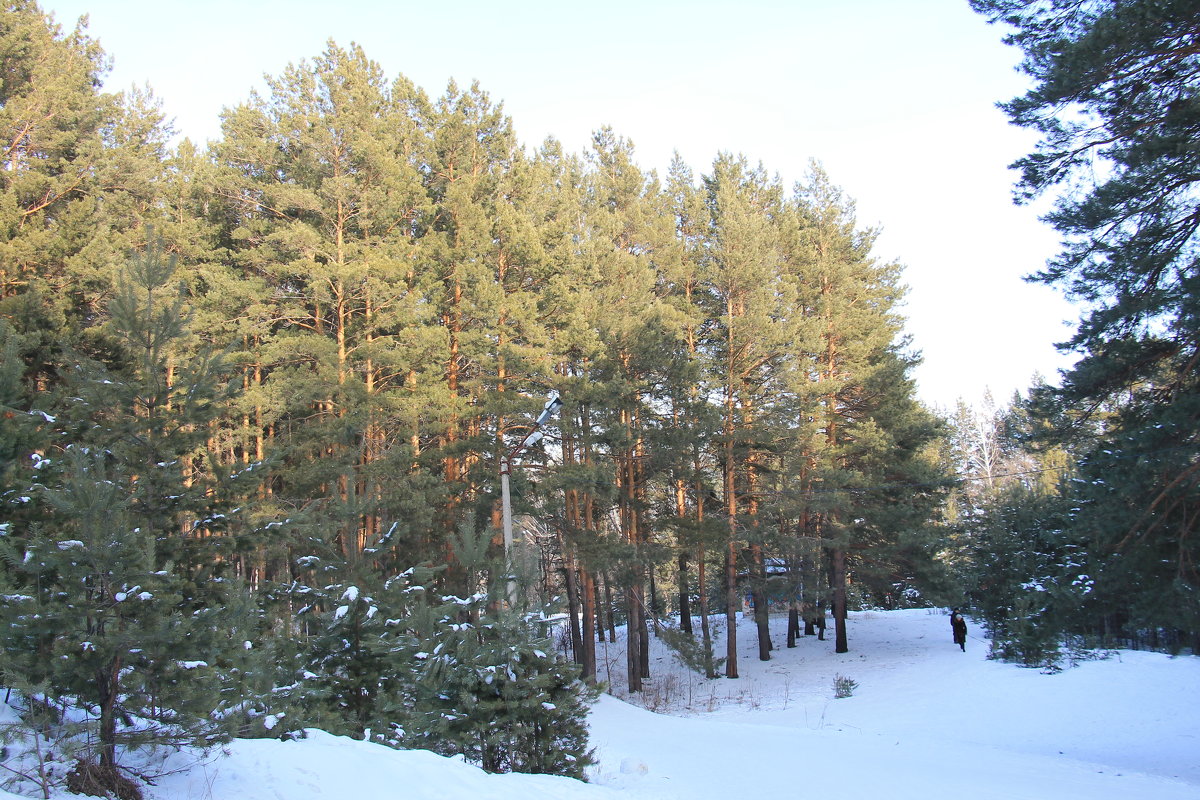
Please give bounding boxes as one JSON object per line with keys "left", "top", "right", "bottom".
{"left": 587, "top": 609, "right": 1200, "bottom": 799}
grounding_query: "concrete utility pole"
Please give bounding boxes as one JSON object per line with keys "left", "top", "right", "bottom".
{"left": 500, "top": 393, "right": 562, "bottom": 605}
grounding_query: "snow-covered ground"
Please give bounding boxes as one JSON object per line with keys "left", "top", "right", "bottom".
{"left": 2, "top": 609, "right": 1196, "bottom": 799}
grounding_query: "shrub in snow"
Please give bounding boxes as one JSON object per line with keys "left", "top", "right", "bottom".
{"left": 986, "top": 591, "right": 1067, "bottom": 670}
{"left": 965, "top": 485, "right": 1087, "bottom": 669}
{"left": 656, "top": 623, "right": 724, "bottom": 678}
{"left": 286, "top": 564, "right": 439, "bottom": 742}
{"left": 0, "top": 446, "right": 244, "bottom": 799}
{"left": 377, "top": 522, "right": 598, "bottom": 779}
{"left": 0, "top": 685, "right": 91, "bottom": 799}
{"left": 281, "top": 544, "right": 598, "bottom": 781}
{"left": 399, "top": 596, "right": 598, "bottom": 779}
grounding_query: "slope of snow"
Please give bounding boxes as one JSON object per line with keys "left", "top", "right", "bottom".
{"left": 2, "top": 609, "right": 1196, "bottom": 799}
{"left": 142, "top": 731, "right": 620, "bottom": 800}
{"left": 588, "top": 609, "right": 1199, "bottom": 799}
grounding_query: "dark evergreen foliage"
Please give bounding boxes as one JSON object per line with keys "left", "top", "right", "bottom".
{"left": 966, "top": 484, "right": 1085, "bottom": 668}
{"left": 400, "top": 595, "right": 598, "bottom": 779}
{"left": 973, "top": 0, "right": 1200, "bottom": 648}
{"left": 0, "top": 240, "right": 247, "bottom": 790}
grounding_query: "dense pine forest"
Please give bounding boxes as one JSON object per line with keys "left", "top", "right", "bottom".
{"left": 0, "top": 0, "right": 1197, "bottom": 794}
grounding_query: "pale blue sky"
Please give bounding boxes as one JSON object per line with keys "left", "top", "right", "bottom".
{"left": 42, "top": 0, "right": 1078, "bottom": 409}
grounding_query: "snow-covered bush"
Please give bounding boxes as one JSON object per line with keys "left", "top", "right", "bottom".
{"left": 399, "top": 595, "right": 597, "bottom": 779}
{"left": 280, "top": 530, "right": 599, "bottom": 782}
{"left": 286, "top": 564, "right": 437, "bottom": 741}
{"left": 966, "top": 486, "right": 1086, "bottom": 669}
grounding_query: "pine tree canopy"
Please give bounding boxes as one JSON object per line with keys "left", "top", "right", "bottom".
{"left": 973, "top": 0, "right": 1200, "bottom": 365}
{"left": 972, "top": 0, "right": 1200, "bottom": 640}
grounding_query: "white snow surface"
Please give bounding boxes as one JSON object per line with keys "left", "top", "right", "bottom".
{"left": 3, "top": 609, "right": 1197, "bottom": 799}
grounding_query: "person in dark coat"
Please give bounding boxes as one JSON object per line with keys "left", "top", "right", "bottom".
{"left": 950, "top": 610, "right": 967, "bottom": 651}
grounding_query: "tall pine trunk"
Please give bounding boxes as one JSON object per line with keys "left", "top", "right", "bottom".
{"left": 581, "top": 568, "right": 597, "bottom": 681}
{"left": 751, "top": 543, "right": 771, "bottom": 660}
{"left": 677, "top": 550, "right": 692, "bottom": 634}
{"left": 832, "top": 545, "right": 848, "bottom": 653}
{"left": 563, "top": 555, "right": 584, "bottom": 663}
{"left": 724, "top": 541, "right": 739, "bottom": 678}
{"left": 697, "top": 543, "right": 715, "bottom": 678}
{"left": 723, "top": 373, "right": 740, "bottom": 678}
{"left": 626, "top": 581, "right": 642, "bottom": 692}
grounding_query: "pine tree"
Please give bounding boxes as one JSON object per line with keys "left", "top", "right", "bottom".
{"left": 787, "top": 164, "right": 935, "bottom": 652}
{"left": 966, "top": 482, "right": 1084, "bottom": 668}
{"left": 701, "top": 153, "right": 796, "bottom": 670}
{"left": 973, "top": 0, "right": 1200, "bottom": 644}
{"left": 578, "top": 128, "right": 681, "bottom": 690}
{"left": 421, "top": 83, "right": 566, "bottom": 609}
{"left": 661, "top": 155, "right": 723, "bottom": 675}
{"left": 538, "top": 155, "right": 608, "bottom": 678}
{"left": 0, "top": 3, "right": 112, "bottom": 276}
{"left": 0, "top": 3, "right": 181, "bottom": 393}
{"left": 0, "top": 239, "right": 246, "bottom": 793}
{"left": 212, "top": 41, "right": 441, "bottom": 572}
{"left": 290, "top": 557, "right": 433, "bottom": 741}
{"left": 422, "top": 79, "right": 526, "bottom": 548}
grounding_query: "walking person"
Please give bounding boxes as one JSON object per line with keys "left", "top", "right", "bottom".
{"left": 950, "top": 609, "right": 967, "bottom": 652}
